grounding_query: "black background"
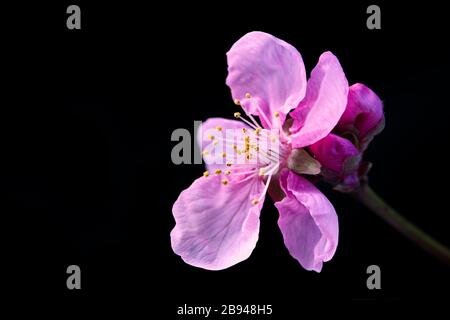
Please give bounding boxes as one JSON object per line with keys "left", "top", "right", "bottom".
{"left": 3, "top": 0, "right": 449, "bottom": 312}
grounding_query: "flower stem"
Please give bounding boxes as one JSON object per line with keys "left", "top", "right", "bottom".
{"left": 350, "top": 183, "right": 450, "bottom": 266}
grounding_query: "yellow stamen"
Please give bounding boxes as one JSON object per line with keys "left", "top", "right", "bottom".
{"left": 207, "top": 134, "right": 215, "bottom": 140}
{"left": 202, "top": 150, "right": 209, "bottom": 156}
{"left": 226, "top": 162, "right": 232, "bottom": 167}
{"left": 259, "top": 168, "right": 265, "bottom": 176}
{"left": 225, "top": 170, "right": 231, "bottom": 175}
{"left": 274, "top": 111, "right": 280, "bottom": 118}
{"left": 216, "top": 126, "right": 222, "bottom": 131}
{"left": 245, "top": 92, "right": 252, "bottom": 99}
{"left": 222, "top": 152, "right": 227, "bottom": 158}
{"left": 203, "top": 170, "right": 210, "bottom": 177}
{"left": 221, "top": 179, "right": 229, "bottom": 185}
{"left": 234, "top": 112, "right": 241, "bottom": 118}
{"left": 234, "top": 99, "right": 241, "bottom": 105}
{"left": 251, "top": 199, "right": 259, "bottom": 205}
{"left": 214, "top": 169, "right": 222, "bottom": 174}
{"left": 255, "top": 127, "right": 262, "bottom": 135}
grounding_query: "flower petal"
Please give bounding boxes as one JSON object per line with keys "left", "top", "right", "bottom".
{"left": 198, "top": 118, "right": 250, "bottom": 172}
{"left": 290, "top": 52, "right": 348, "bottom": 148}
{"left": 337, "top": 83, "right": 384, "bottom": 150}
{"left": 171, "top": 173, "right": 265, "bottom": 270}
{"left": 275, "top": 169, "right": 339, "bottom": 272}
{"left": 226, "top": 31, "right": 307, "bottom": 128}
{"left": 309, "top": 133, "right": 360, "bottom": 175}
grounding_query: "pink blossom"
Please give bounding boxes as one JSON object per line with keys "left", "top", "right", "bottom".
{"left": 171, "top": 32, "right": 348, "bottom": 271}
{"left": 338, "top": 83, "right": 384, "bottom": 152}
{"left": 309, "top": 84, "right": 384, "bottom": 191}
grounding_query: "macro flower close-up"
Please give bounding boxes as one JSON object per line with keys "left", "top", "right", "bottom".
{"left": 6, "top": 1, "right": 449, "bottom": 309}
{"left": 170, "top": 31, "right": 385, "bottom": 271}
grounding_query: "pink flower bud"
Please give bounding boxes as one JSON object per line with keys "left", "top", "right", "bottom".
{"left": 337, "top": 83, "right": 384, "bottom": 151}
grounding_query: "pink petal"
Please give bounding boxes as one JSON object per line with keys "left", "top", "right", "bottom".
{"left": 171, "top": 173, "right": 265, "bottom": 270}
{"left": 290, "top": 52, "right": 348, "bottom": 148}
{"left": 226, "top": 31, "right": 307, "bottom": 128}
{"left": 198, "top": 117, "right": 250, "bottom": 172}
{"left": 274, "top": 169, "right": 339, "bottom": 272}
{"left": 338, "top": 83, "right": 384, "bottom": 139}
{"left": 309, "top": 133, "right": 360, "bottom": 174}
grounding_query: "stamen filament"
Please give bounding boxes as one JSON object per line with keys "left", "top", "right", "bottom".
{"left": 235, "top": 114, "right": 258, "bottom": 130}
{"left": 247, "top": 114, "right": 261, "bottom": 128}
{"left": 256, "top": 106, "right": 272, "bottom": 128}
{"left": 257, "top": 163, "right": 279, "bottom": 201}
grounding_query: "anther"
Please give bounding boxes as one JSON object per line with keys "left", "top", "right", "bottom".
{"left": 234, "top": 99, "right": 241, "bottom": 105}
{"left": 245, "top": 93, "right": 252, "bottom": 99}
{"left": 224, "top": 170, "right": 231, "bottom": 175}
{"left": 221, "top": 179, "right": 229, "bottom": 185}
{"left": 234, "top": 112, "right": 241, "bottom": 118}
{"left": 214, "top": 169, "right": 222, "bottom": 174}
{"left": 203, "top": 170, "right": 210, "bottom": 177}
{"left": 251, "top": 199, "right": 259, "bottom": 205}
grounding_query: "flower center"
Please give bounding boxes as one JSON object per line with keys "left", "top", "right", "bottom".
{"left": 202, "top": 96, "right": 290, "bottom": 205}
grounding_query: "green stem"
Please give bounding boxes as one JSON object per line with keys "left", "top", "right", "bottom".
{"left": 351, "top": 183, "right": 450, "bottom": 266}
